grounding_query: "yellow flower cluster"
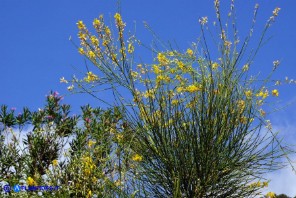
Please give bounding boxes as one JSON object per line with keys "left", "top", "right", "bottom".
{"left": 249, "top": 181, "right": 268, "bottom": 188}
{"left": 114, "top": 13, "right": 123, "bottom": 25}
{"left": 242, "top": 64, "right": 249, "bottom": 71}
{"left": 143, "top": 89, "right": 156, "bottom": 99}
{"left": 156, "top": 75, "right": 170, "bottom": 84}
{"left": 132, "top": 154, "right": 143, "bottom": 162}
{"left": 82, "top": 156, "right": 96, "bottom": 176}
{"left": 237, "top": 100, "right": 245, "bottom": 113}
{"left": 88, "top": 51, "right": 96, "bottom": 59}
{"left": 128, "top": 43, "right": 134, "bottom": 53}
{"left": 105, "top": 27, "right": 111, "bottom": 37}
{"left": 88, "top": 140, "right": 96, "bottom": 148}
{"left": 27, "top": 176, "right": 37, "bottom": 186}
{"left": 256, "top": 89, "right": 269, "bottom": 99}
{"left": 239, "top": 116, "right": 248, "bottom": 124}
{"left": 114, "top": 13, "right": 125, "bottom": 39}
{"left": 78, "top": 48, "right": 84, "bottom": 55}
{"left": 211, "top": 62, "right": 219, "bottom": 70}
{"left": 177, "top": 61, "right": 186, "bottom": 71}
{"left": 186, "top": 84, "right": 201, "bottom": 93}
{"left": 157, "top": 53, "right": 169, "bottom": 65}
{"left": 87, "top": 190, "right": 92, "bottom": 198}
{"left": 116, "top": 133, "right": 124, "bottom": 142}
{"left": 245, "top": 90, "right": 252, "bottom": 98}
{"left": 186, "top": 49, "right": 194, "bottom": 56}
{"left": 77, "top": 20, "right": 86, "bottom": 30}
{"left": 171, "top": 99, "right": 179, "bottom": 106}
{"left": 93, "top": 18, "right": 101, "bottom": 28}
{"left": 272, "top": 89, "right": 279, "bottom": 97}
{"left": 84, "top": 72, "right": 99, "bottom": 83}
{"left": 90, "top": 36, "right": 99, "bottom": 46}
{"left": 52, "top": 159, "right": 58, "bottom": 166}
{"left": 266, "top": 192, "right": 276, "bottom": 198}
{"left": 153, "top": 65, "right": 162, "bottom": 74}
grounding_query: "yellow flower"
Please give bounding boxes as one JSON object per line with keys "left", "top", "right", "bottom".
{"left": 116, "top": 134, "right": 124, "bottom": 141}
{"left": 90, "top": 36, "right": 99, "bottom": 46}
{"left": 262, "top": 181, "right": 269, "bottom": 188}
{"left": 239, "top": 117, "right": 248, "bottom": 124}
{"left": 78, "top": 32, "right": 87, "bottom": 40}
{"left": 132, "top": 154, "right": 143, "bottom": 162}
{"left": 187, "top": 48, "right": 193, "bottom": 56}
{"left": 88, "top": 51, "right": 96, "bottom": 59}
{"left": 263, "top": 91, "right": 269, "bottom": 99}
{"left": 93, "top": 18, "right": 101, "bottom": 27}
{"left": 171, "top": 99, "right": 179, "bottom": 106}
{"left": 130, "top": 71, "right": 138, "bottom": 79}
{"left": 249, "top": 181, "right": 262, "bottom": 189}
{"left": 176, "top": 87, "right": 184, "bottom": 93}
{"left": 157, "top": 53, "right": 169, "bottom": 65}
{"left": 114, "top": 180, "right": 121, "bottom": 186}
{"left": 272, "top": 89, "right": 279, "bottom": 97}
{"left": 211, "top": 62, "right": 219, "bottom": 70}
{"left": 168, "top": 51, "right": 174, "bottom": 56}
{"left": 128, "top": 43, "right": 134, "bottom": 53}
{"left": 85, "top": 71, "right": 99, "bottom": 83}
{"left": 84, "top": 169, "right": 91, "bottom": 176}
{"left": 78, "top": 48, "right": 84, "bottom": 55}
{"left": 26, "top": 177, "right": 36, "bottom": 186}
{"left": 105, "top": 27, "right": 111, "bottom": 37}
{"left": 88, "top": 140, "right": 96, "bottom": 148}
{"left": 170, "top": 68, "right": 177, "bottom": 74}
{"left": 245, "top": 90, "right": 252, "bottom": 98}
{"left": 177, "top": 61, "right": 186, "bottom": 71}
{"left": 256, "top": 90, "right": 269, "bottom": 99}
{"left": 77, "top": 20, "right": 85, "bottom": 30}
{"left": 114, "top": 13, "right": 122, "bottom": 22}
{"left": 242, "top": 64, "right": 249, "bottom": 71}
{"left": 82, "top": 156, "right": 92, "bottom": 164}
{"left": 186, "top": 84, "right": 201, "bottom": 93}
{"left": 237, "top": 100, "right": 245, "bottom": 112}
{"left": 52, "top": 159, "right": 58, "bottom": 166}
{"left": 143, "top": 89, "right": 155, "bottom": 99}
{"left": 266, "top": 192, "right": 276, "bottom": 198}
{"left": 87, "top": 190, "right": 92, "bottom": 198}
{"left": 156, "top": 75, "right": 170, "bottom": 83}
{"left": 175, "top": 75, "right": 183, "bottom": 81}
{"left": 102, "top": 40, "right": 109, "bottom": 46}
{"left": 92, "top": 176, "right": 97, "bottom": 183}
{"left": 153, "top": 65, "right": 162, "bottom": 74}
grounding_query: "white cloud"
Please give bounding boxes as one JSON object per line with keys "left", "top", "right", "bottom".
{"left": 263, "top": 167, "right": 296, "bottom": 197}
{"left": 261, "top": 118, "right": 296, "bottom": 197}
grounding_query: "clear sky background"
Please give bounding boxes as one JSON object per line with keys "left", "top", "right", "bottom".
{"left": 0, "top": 0, "right": 296, "bottom": 196}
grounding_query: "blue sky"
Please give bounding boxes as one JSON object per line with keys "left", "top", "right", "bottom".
{"left": 1, "top": 0, "right": 296, "bottom": 195}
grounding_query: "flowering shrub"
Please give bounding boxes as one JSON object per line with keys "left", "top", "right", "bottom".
{"left": 1, "top": 0, "right": 295, "bottom": 197}
{"left": 0, "top": 92, "right": 140, "bottom": 197}
{"left": 64, "top": 1, "right": 294, "bottom": 197}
